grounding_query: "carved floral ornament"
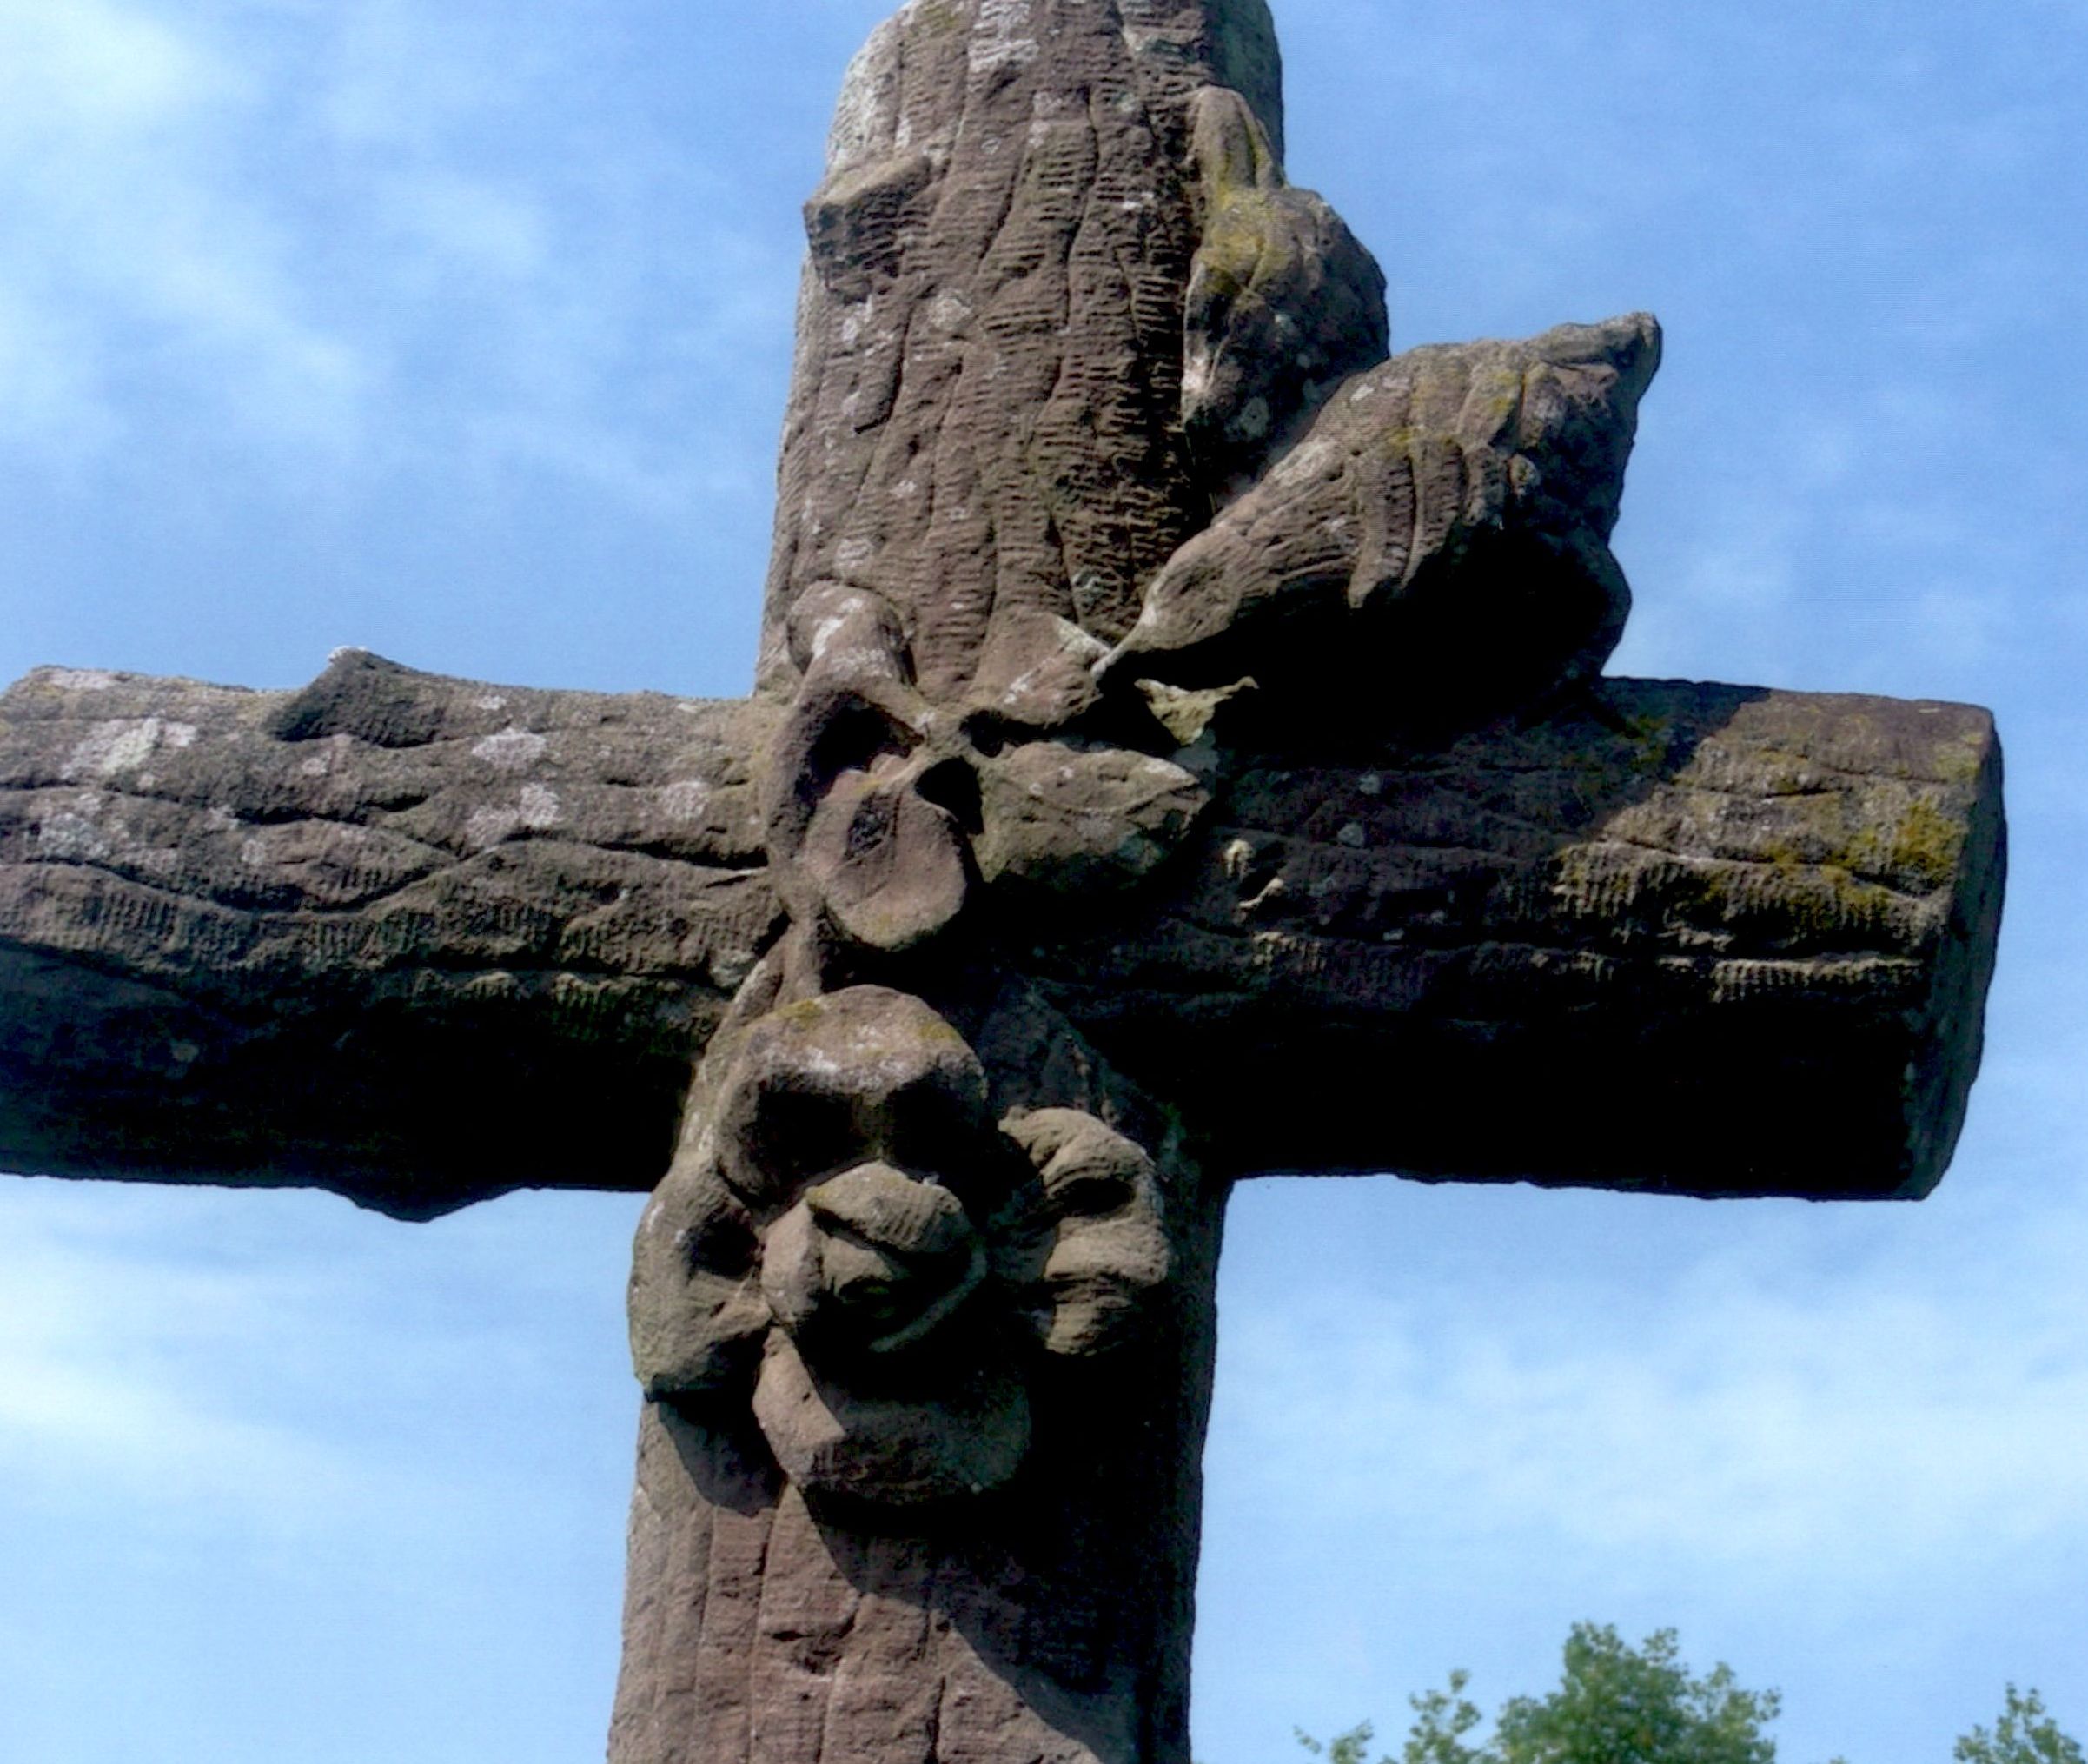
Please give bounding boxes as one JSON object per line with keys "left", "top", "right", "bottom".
{"left": 630, "top": 570, "right": 1201, "bottom": 1509}
{"left": 633, "top": 314, "right": 1660, "bottom": 1499}
{"left": 630, "top": 980, "right": 1177, "bottom": 1505}
{"left": 627, "top": 5, "right": 1666, "bottom": 1513}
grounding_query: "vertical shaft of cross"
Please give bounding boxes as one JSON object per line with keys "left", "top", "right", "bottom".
{"left": 614, "top": 10, "right": 1333, "bottom": 1755}
{"left": 610, "top": 3, "right": 1674, "bottom": 1759}
{"left": 613, "top": 1180, "right": 1225, "bottom": 1764}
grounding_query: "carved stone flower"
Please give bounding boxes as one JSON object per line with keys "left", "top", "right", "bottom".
{"left": 629, "top": 984, "right": 1173, "bottom": 1506}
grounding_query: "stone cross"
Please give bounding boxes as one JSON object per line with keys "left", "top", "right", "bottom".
{"left": 0, "top": 3, "right": 2005, "bottom": 1761}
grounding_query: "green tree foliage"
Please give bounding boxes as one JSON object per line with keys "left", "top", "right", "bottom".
{"left": 1489, "top": 1623, "right": 1780, "bottom": 1764}
{"left": 1292, "top": 1624, "right": 2084, "bottom": 1764}
{"left": 1954, "top": 1687, "right": 2085, "bottom": 1764}
{"left": 1299, "top": 1625, "right": 1785, "bottom": 1764}
{"left": 1294, "top": 1720, "right": 1394, "bottom": 1764}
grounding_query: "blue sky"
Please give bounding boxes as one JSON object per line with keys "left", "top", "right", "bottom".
{"left": 1, "top": 2, "right": 2083, "bottom": 1760}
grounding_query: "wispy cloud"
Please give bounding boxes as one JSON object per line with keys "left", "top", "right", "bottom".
{"left": 0, "top": 0, "right": 797, "bottom": 512}
{"left": 0, "top": 1185, "right": 406, "bottom": 1525}
{"left": 0, "top": 0, "right": 368, "bottom": 456}
{"left": 1209, "top": 1186, "right": 2088, "bottom": 1599}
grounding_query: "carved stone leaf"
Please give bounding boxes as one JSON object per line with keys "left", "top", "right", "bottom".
{"left": 973, "top": 741, "right": 1210, "bottom": 895}
{"left": 1113, "top": 314, "right": 1664, "bottom": 726}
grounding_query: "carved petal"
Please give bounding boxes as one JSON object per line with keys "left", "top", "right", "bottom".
{"left": 751, "top": 1331, "right": 1031, "bottom": 1506}
{"left": 713, "top": 986, "right": 994, "bottom": 1210}
{"left": 799, "top": 766, "right": 972, "bottom": 950}
{"left": 974, "top": 743, "right": 1209, "bottom": 894}
{"left": 1000, "top": 1108, "right": 1172, "bottom": 1357}
{"left": 627, "top": 1164, "right": 770, "bottom": 1399}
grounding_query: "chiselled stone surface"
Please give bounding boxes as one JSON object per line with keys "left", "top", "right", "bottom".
{"left": 0, "top": 0, "right": 2008, "bottom": 1760}
{"left": 1043, "top": 679, "right": 2005, "bottom": 1201}
{"left": 0, "top": 661, "right": 2000, "bottom": 1217}
{"left": 1115, "top": 316, "right": 1659, "bottom": 725}
{"left": 0, "top": 651, "right": 778, "bottom": 1217}
{"left": 758, "top": 0, "right": 1342, "bottom": 701}
{"left": 1180, "top": 84, "right": 1388, "bottom": 496}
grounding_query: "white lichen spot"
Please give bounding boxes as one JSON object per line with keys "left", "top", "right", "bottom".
{"left": 299, "top": 754, "right": 331, "bottom": 778}
{"left": 474, "top": 694, "right": 508, "bottom": 713}
{"left": 206, "top": 806, "right": 239, "bottom": 832}
{"left": 927, "top": 289, "right": 973, "bottom": 333}
{"left": 892, "top": 477, "right": 921, "bottom": 500}
{"left": 1349, "top": 381, "right": 1377, "bottom": 405}
{"left": 467, "top": 805, "right": 522, "bottom": 849}
{"left": 42, "top": 668, "right": 116, "bottom": 692}
{"left": 1359, "top": 772, "right": 1383, "bottom": 797}
{"left": 835, "top": 535, "right": 876, "bottom": 574}
{"left": 1281, "top": 439, "right": 1336, "bottom": 482}
{"left": 827, "top": 15, "right": 904, "bottom": 172}
{"left": 806, "top": 613, "right": 850, "bottom": 663}
{"left": 660, "top": 780, "right": 713, "bottom": 824}
{"left": 169, "top": 1040, "right": 201, "bottom": 1070}
{"left": 163, "top": 722, "right": 196, "bottom": 749}
{"left": 240, "top": 836, "right": 269, "bottom": 868}
{"left": 36, "top": 813, "right": 110, "bottom": 861}
{"left": 518, "top": 784, "right": 562, "bottom": 830}
{"left": 1221, "top": 837, "right": 1254, "bottom": 880}
{"left": 1336, "top": 822, "right": 1367, "bottom": 849}
{"left": 1233, "top": 395, "right": 1271, "bottom": 441}
{"left": 472, "top": 726, "right": 549, "bottom": 773}
{"left": 64, "top": 717, "right": 167, "bottom": 780}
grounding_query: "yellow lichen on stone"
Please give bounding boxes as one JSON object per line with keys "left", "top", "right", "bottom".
{"left": 1886, "top": 795, "right": 1964, "bottom": 891}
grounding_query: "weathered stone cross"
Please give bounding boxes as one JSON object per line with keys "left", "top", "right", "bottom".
{"left": 0, "top": 3, "right": 2005, "bottom": 1761}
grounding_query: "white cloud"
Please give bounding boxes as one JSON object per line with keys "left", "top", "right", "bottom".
{"left": 0, "top": 0, "right": 231, "bottom": 134}
{"left": 0, "top": 0, "right": 796, "bottom": 514}
{"left": 0, "top": 1188, "right": 392, "bottom": 1522}
{"left": 0, "top": 0, "right": 370, "bottom": 456}
{"left": 1210, "top": 1190, "right": 2088, "bottom": 1601}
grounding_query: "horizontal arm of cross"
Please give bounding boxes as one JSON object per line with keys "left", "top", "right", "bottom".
{"left": 1042, "top": 678, "right": 2004, "bottom": 1202}
{"left": 0, "top": 647, "right": 2001, "bottom": 1217}
{"left": 0, "top": 651, "right": 779, "bottom": 1218}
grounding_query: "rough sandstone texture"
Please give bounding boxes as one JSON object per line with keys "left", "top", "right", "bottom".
{"left": 757, "top": 0, "right": 1340, "bottom": 702}
{"left": 0, "top": 651, "right": 778, "bottom": 1218}
{"left": 0, "top": 1, "right": 2009, "bottom": 1761}
{"left": 0, "top": 660, "right": 1999, "bottom": 1216}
